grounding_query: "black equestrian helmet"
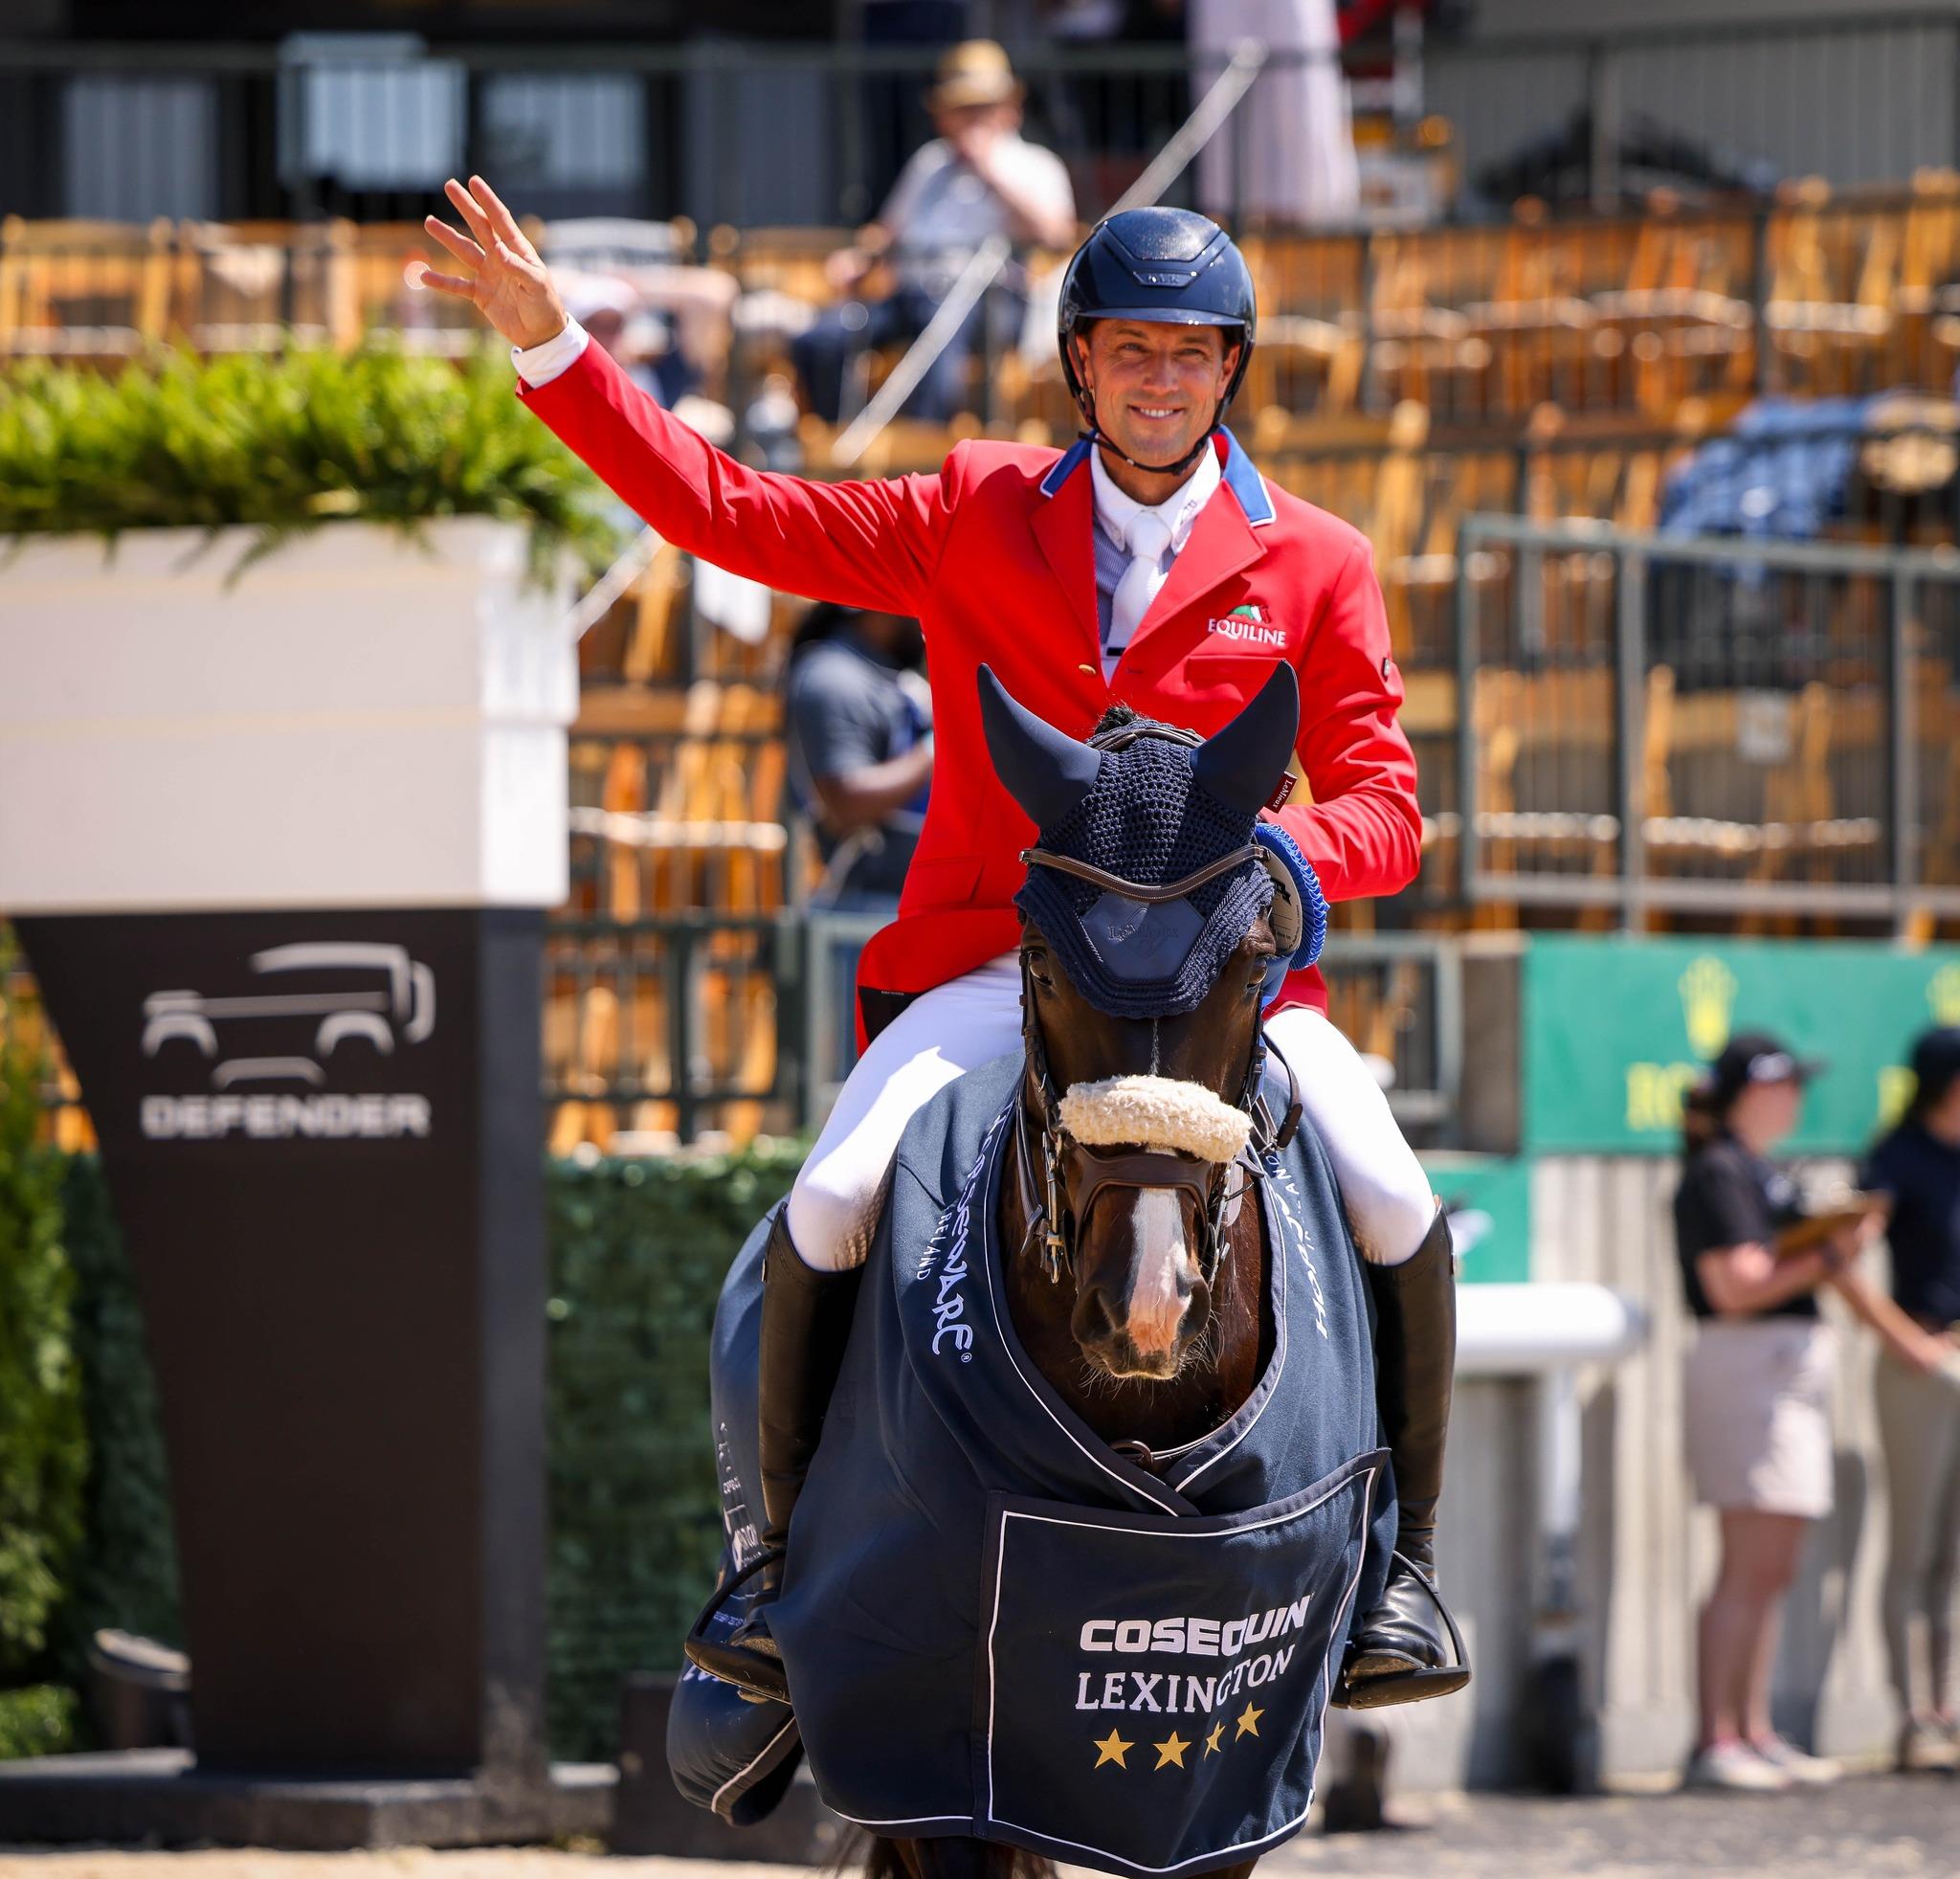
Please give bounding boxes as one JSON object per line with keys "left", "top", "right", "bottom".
{"left": 1056, "top": 207, "right": 1258, "bottom": 425}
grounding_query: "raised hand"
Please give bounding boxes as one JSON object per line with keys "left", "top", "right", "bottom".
{"left": 421, "top": 176, "right": 569, "bottom": 352}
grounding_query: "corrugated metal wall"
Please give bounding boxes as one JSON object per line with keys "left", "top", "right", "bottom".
{"left": 1429, "top": 15, "right": 1960, "bottom": 196}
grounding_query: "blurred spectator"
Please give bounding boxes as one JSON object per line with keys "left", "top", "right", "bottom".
{"left": 786, "top": 600, "right": 932, "bottom": 1086}
{"left": 784, "top": 602, "right": 932, "bottom": 911}
{"left": 792, "top": 40, "right": 1077, "bottom": 423}
{"left": 1673, "top": 1034, "right": 1879, "bottom": 1793}
{"left": 1192, "top": 0, "right": 1358, "bottom": 225}
{"left": 542, "top": 220, "right": 741, "bottom": 407}
{"left": 1860, "top": 1027, "right": 1960, "bottom": 1773}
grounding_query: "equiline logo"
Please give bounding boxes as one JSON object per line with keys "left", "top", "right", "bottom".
{"left": 1204, "top": 603, "right": 1287, "bottom": 651}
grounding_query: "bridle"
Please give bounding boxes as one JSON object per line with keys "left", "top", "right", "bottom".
{"left": 1011, "top": 842, "right": 1302, "bottom": 1294}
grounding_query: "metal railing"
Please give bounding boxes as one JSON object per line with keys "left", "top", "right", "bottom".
{"left": 542, "top": 910, "right": 1464, "bottom": 1146}
{"left": 1450, "top": 516, "right": 1960, "bottom": 925}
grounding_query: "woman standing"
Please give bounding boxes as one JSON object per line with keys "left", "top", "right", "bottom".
{"left": 1675, "top": 1033, "right": 1881, "bottom": 1792}
{"left": 1860, "top": 1027, "right": 1960, "bottom": 1772}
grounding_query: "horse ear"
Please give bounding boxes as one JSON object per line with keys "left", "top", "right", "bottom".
{"left": 976, "top": 665, "right": 1103, "bottom": 832}
{"left": 1190, "top": 662, "right": 1300, "bottom": 816}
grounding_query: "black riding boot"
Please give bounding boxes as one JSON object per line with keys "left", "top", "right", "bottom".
{"left": 1335, "top": 1206, "right": 1472, "bottom": 1709}
{"left": 683, "top": 1208, "right": 862, "bottom": 1703}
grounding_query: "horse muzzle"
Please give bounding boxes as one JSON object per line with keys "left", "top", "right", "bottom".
{"left": 1061, "top": 1141, "right": 1221, "bottom": 1379}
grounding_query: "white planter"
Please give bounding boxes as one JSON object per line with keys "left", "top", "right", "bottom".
{"left": 0, "top": 517, "right": 577, "bottom": 913}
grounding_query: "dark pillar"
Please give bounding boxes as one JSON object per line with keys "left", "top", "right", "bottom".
{"left": 14, "top": 906, "right": 546, "bottom": 1778}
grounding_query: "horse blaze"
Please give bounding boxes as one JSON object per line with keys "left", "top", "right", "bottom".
{"left": 1124, "top": 1189, "right": 1190, "bottom": 1354}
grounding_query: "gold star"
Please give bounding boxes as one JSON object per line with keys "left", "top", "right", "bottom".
{"left": 1153, "top": 1732, "right": 1191, "bottom": 1770}
{"left": 1203, "top": 1722, "right": 1225, "bottom": 1756}
{"left": 1235, "top": 1702, "right": 1263, "bottom": 1739}
{"left": 1092, "top": 1728, "right": 1133, "bottom": 1769}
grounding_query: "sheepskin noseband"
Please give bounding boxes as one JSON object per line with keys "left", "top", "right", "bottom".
{"left": 1058, "top": 1074, "right": 1255, "bottom": 1165}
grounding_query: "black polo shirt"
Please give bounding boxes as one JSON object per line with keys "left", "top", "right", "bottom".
{"left": 1860, "top": 1122, "right": 1960, "bottom": 1327}
{"left": 1674, "top": 1133, "right": 1815, "bottom": 1320}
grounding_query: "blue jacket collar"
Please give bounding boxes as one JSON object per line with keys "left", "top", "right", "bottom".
{"left": 1040, "top": 429, "right": 1274, "bottom": 528}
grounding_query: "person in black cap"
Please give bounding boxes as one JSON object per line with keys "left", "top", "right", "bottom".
{"left": 1674, "top": 1031, "right": 1882, "bottom": 1792}
{"left": 1860, "top": 1026, "right": 1960, "bottom": 1771}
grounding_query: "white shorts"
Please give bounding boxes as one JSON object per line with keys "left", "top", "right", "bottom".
{"left": 1683, "top": 1318, "right": 1836, "bottom": 1520}
{"left": 786, "top": 953, "right": 1436, "bottom": 1272}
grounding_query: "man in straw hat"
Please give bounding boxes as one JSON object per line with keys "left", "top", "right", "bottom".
{"left": 791, "top": 39, "right": 1076, "bottom": 422}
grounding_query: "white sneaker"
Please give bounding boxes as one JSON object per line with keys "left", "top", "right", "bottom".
{"left": 1898, "top": 1716, "right": 1960, "bottom": 1772}
{"left": 1683, "top": 1741, "right": 1789, "bottom": 1792}
{"left": 1749, "top": 1735, "right": 1839, "bottom": 1784}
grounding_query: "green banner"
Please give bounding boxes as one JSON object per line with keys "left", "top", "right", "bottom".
{"left": 1524, "top": 935, "right": 1960, "bottom": 1154}
{"left": 1420, "top": 1154, "right": 1532, "bottom": 1285}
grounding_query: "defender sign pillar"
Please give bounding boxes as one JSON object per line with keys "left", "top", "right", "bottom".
{"left": 0, "top": 517, "right": 577, "bottom": 1844}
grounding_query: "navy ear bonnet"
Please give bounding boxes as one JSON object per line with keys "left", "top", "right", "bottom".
{"left": 978, "top": 665, "right": 1326, "bottom": 1018}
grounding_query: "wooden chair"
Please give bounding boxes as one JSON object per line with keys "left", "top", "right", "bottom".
{"left": 0, "top": 216, "right": 173, "bottom": 356}
{"left": 323, "top": 220, "right": 481, "bottom": 352}
{"left": 1761, "top": 180, "right": 1894, "bottom": 398}
{"left": 174, "top": 220, "right": 340, "bottom": 351}
{"left": 1590, "top": 199, "right": 1756, "bottom": 414}
{"left": 1890, "top": 169, "right": 1960, "bottom": 388}
{"left": 1465, "top": 664, "right": 1623, "bottom": 928}
{"left": 1641, "top": 668, "right": 1883, "bottom": 924}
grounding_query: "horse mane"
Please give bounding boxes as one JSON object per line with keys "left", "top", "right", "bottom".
{"left": 1091, "top": 702, "right": 1141, "bottom": 737}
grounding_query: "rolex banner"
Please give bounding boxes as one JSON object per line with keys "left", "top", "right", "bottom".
{"left": 1524, "top": 935, "right": 1960, "bottom": 1155}
{"left": 12, "top": 907, "right": 546, "bottom": 1777}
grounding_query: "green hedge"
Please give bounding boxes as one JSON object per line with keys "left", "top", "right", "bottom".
{"left": 55, "top": 1159, "right": 182, "bottom": 1675}
{"left": 0, "top": 949, "right": 86, "bottom": 1753}
{"left": 2, "top": 1143, "right": 803, "bottom": 1763}
{"left": 0, "top": 1685, "right": 79, "bottom": 1761}
{"left": 547, "top": 1147, "right": 802, "bottom": 1759}
{"left": 0, "top": 347, "right": 616, "bottom": 580}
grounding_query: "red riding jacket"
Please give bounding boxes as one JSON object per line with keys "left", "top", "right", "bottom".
{"left": 519, "top": 344, "right": 1421, "bottom": 1032}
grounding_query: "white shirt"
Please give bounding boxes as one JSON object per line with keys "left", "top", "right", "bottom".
{"left": 514, "top": 318, "right": 590, "bottom": 388}
{"left": 1090, "top": 443, "right": 1222, "bottom": 679}
{"left": 880, "top": 135, "right": 1076, "bottom": 297}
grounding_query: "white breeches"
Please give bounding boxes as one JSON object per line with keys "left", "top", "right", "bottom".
{"left": 785, "top": 953, "right": 1437, "bottom": 1273}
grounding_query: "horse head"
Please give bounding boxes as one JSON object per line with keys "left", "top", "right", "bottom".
{"left": 978, "top": 664, "right": 1317, "bottom": 1408}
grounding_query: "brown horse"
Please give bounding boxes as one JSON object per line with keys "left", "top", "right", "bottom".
{"left": 861, "top": 686, "right": 1303, "bottom": 1879}
{"left": 679, "top": 669, "right": 1439, "bottom": 1874}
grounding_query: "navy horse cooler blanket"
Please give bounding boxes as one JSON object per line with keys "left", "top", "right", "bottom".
{"left": 670, "top": 1056, "right": 1396, "bottom": 1876}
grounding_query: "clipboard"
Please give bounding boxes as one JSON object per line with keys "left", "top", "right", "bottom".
{"left": 1773, "top": 1192, "right": 1890, "bottom": 1259}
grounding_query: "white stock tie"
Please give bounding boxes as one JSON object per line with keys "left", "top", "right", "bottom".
{"left": 1108, "top": 508, "right": 1176, "bottom": 658}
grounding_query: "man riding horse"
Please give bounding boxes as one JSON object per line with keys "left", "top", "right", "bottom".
{"left": 425, "top": 181, "right": 1465, "bottom": 1706}
{"left": 676, "top": 664, "right": 1453, "bottom": 1876}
